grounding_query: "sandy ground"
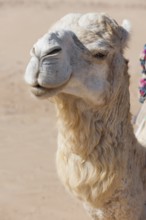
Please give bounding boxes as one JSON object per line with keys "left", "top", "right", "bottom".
{"left": 0, "top": 0, "right": 146, "bottom": 219}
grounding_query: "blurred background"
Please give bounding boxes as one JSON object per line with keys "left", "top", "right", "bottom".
{"left": 0, "top": 0, "right": 145, "bottom": 219}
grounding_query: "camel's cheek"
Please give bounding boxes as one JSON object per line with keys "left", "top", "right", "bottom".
{"left": 62, "top": 63, "right": 111, "bottom": 106}
{"left": 84, "top": 80, "right": 110, "bottom": 106}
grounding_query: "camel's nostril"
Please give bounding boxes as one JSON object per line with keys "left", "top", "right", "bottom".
{"left": 46, "top": 47, "right": 62, "bottom": 56}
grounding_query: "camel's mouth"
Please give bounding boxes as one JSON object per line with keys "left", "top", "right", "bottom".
{"left": 30, "top": 72, "right": 72, "bottom": 98}
{"left": 30, "top": 85, "right": 61, "bottom": 98}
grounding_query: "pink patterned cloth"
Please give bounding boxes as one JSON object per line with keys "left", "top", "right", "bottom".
{"left": 139, "top": 45, "right": 146, "bottom": 103}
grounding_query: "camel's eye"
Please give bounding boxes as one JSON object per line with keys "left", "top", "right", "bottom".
{"left": 94, "top": 52, "right": 107, "bottom": 59}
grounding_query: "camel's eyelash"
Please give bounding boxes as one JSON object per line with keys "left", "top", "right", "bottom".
{"left": 91, "top": 50, "right": 108, "bottom": 59}
{"left": 93, "top": 52, "right": 107, "bottom": 59}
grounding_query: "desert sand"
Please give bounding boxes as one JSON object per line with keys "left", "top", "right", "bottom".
{"left": 0, "top": 0, "right": 146, "bottom": 219}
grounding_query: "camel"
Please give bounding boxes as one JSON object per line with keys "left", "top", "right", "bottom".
{"left": 24, "top": 13, "right": 146, "bottom": 220}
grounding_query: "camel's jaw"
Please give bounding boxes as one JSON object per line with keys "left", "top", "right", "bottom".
{"left": 29, "top": 76, "right": 71, "bottom": 98}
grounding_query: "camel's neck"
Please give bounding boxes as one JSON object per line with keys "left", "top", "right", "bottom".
{"left": 54, "top": 87, "right": 140, "bottom": 205}
{"left": 55, "top": 87, "right": 133, "bottom": 159}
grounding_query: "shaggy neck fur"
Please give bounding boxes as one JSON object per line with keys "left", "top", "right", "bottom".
{"left": 54, "top": 63, "right": 145, "bottom": 207}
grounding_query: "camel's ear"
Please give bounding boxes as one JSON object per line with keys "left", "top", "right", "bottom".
{"left": 102, "top": 15, "right": 131, "bottom": 49}
{"left": 119, "top": 19, "right": 131, "bottom": 48}
{"left": 122, "top": 20, "right": 131, "bottom": 33}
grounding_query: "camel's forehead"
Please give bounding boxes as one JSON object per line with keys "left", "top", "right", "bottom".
{"left": 51, "top": 13, "right": 108, "bottom": 32}
{"left": 48, "top": 12, "right": 120, "bottom": 47}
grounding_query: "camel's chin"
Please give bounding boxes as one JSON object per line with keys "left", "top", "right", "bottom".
{"left": 30, "top": 86, "right": 60, "bottom": 98}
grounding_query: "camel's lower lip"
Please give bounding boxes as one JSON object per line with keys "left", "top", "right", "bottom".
{"left": 30, "top": 75, "right": 72, "bottom": 98}
{"left": 30, "top": 85, "right": 60, "bottom": 98}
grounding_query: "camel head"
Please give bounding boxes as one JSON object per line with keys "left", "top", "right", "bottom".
{"left": 25, "top": 13, "right": 130, "bottom": 107}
